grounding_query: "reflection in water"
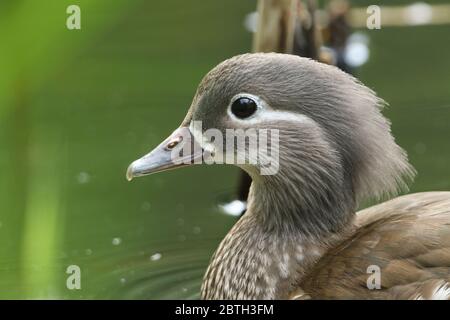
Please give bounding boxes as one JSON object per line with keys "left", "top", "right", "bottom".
{"left": 219, "top": 200, "right": 247, "bottom": 217}
{"left": 88, "top": 241, "right": 214, "bottom": 300}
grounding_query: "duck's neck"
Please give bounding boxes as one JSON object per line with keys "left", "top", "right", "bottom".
{"left": 201, "top": 213, "right": 335, "bottom": 299}
{"left": 201, "top": 157, "right": 357, "bottom": 299}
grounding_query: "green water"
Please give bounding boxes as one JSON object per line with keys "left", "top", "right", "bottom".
{"left": 0, "top": 0, "right": 449, "bottom": 299}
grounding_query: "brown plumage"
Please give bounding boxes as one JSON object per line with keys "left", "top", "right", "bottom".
{"left": 301, "top": 192, "right": 450, "bottom": 299}
{"left": 127, "top": 53, "right": 450, "bottom": 300}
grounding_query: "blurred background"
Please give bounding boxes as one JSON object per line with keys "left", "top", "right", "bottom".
{"left": 0, "top": 0, "right": 449, "bottom": 299}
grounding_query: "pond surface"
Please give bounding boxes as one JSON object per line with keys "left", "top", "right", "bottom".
{"left": 0, "top": 0, "right": 449, "bottom": 299}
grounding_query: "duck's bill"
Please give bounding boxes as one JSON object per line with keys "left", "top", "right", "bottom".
{"left": 126, "top": 126, "right": 203, "bottom": 181}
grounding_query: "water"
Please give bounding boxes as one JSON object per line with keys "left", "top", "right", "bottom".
{"left": 0, "top": 0, "right": 449, "bottom": 299}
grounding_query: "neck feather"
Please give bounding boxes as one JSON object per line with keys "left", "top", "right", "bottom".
{"left": 247, "top": 126, "right": 357, "bottom": 237}
{"left": 201, "top": 209, "right": 350, "bottom": 299}
{"left": 201, "top": 163, "right": 356, "bottom": 299}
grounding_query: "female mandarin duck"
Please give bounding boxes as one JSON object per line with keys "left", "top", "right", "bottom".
{"left": 127, "top": 53, "right": 450, "bottom": 300}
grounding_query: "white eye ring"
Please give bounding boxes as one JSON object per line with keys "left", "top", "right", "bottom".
{"left": 227, "top": 93, "right": 266, "bottom": 121}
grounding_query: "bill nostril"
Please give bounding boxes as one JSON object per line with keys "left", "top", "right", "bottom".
{"left": 166, "top": 136, "right": 183, "bottom": 150}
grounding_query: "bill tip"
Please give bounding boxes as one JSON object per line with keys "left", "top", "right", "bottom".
{"left": 126, "top": 164, "right": 134, "bottom": 181}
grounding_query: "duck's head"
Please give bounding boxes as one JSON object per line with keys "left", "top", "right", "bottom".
{"left": 127, "top": 53, "right": 415, "bottom": 235}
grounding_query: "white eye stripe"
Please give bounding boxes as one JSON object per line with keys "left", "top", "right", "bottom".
{"left": 227, "top": 93, "right": 310, "bottom": 126}
{"left": 252, "top": 110, "right": 310, "bottom": 125}
{"left": 189, "top": 94, "right": 311, "bottom": 145}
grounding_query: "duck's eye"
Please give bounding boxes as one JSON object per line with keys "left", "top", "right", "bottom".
{"left": 231, "top": 97, "right": 257, "bottom": 119}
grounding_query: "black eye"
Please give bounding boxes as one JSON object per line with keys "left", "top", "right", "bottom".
{"left": 231, "top": 97, "right": 257, "bottom": 119}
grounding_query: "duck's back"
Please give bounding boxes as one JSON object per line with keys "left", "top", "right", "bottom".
{"left": 301, "top": 192, "right": 450, "bottom": 299}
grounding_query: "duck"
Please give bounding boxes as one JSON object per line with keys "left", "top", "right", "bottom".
{"left": 126, "top": 53, "right": 450, "bottom": 300}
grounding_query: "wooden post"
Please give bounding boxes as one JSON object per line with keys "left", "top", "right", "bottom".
{"left": 252, "top": 0, "right": 299, "bottom": 53}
